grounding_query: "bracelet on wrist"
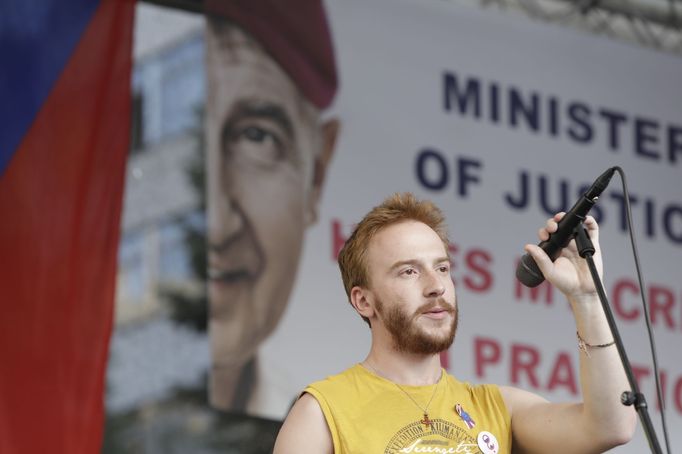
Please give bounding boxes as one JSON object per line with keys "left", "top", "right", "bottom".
{"left": 576, "top": 331, "right": 615, "bottom": 357}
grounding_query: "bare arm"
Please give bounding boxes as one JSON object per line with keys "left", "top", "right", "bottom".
{"left": 503, "top": 214, "right": 636, "bottom": 454}
{"left": 273, "top": 393, "right": 334, "bottom": 454}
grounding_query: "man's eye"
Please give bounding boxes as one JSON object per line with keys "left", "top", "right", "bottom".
{"left": 438, "top": 265, "right": 450, "bottom": 273}
{"left": 403, "top": 268, "right": 416, "bottom": 276}
{"left": 242, "top": 126, "right": 273, "bottom": 143}
{"left": 227, "top": 124, "right": 283, "bottom": 166}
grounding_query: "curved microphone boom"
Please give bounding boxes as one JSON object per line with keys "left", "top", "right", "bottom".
{"left": 515, "top": 167, "right": 616, "bottom": 287}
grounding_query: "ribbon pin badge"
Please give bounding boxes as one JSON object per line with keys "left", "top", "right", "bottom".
{"left": 455, "top": 403, "right": 476, "bottom": 429}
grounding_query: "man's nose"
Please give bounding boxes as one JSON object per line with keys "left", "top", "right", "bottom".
{"left": 206, "top": 151, "right": 247, "bottom": 240}
{"left": 208, "top": 196, "right": 246, "bottom": 247}
{"left": 423, "top": 270, "right": 446, "bottom": 298}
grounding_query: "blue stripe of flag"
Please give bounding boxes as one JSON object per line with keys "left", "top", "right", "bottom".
{"left": 0, "top": 0, "right": 101, "bottom": 176}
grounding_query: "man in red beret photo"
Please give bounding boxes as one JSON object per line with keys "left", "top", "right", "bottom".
{"left": 203, "top": 0, "right": 340, "bottom": 417}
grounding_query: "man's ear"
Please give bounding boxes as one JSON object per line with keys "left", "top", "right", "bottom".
{"left": 349, "top": 286, "right": 375, "bottom": 321}
{"left": 306, "top": 118, "right": 340, "bottom": 226}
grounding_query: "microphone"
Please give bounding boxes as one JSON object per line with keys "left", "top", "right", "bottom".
{"left": 515, "top": 167, "right": 616, "bottom": 287}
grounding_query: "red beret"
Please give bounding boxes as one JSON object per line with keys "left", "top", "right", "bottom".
{"left": 205, "top": 0, "right": 338, "bottom": 110}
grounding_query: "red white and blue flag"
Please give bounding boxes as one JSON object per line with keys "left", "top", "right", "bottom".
{"left": 0, "top": 1, "right": 134, "bottom": 452}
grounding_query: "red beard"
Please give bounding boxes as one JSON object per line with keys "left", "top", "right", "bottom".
{"left": 377, "top": 298, "right": 458, "bottom": 355}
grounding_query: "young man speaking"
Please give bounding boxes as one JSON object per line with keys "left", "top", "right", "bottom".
{"left": 274, "top": 193, "right": 635, "bottom": 453}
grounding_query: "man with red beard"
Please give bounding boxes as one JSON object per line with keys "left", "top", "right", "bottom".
{"left": 274, "top": 193, "right": 635, "bottom": 453}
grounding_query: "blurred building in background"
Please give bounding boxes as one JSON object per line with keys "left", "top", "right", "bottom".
{"left": 115, "top": 4, "right": 204, "bottom": 324}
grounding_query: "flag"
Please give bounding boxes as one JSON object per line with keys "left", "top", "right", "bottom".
{"left": 0, "top": 0, "right": 135, "bottom": 452}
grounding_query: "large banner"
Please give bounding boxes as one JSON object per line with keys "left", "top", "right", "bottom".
{"left": 106, "top": 0, "right": 681, "bottom": 452}
{"left": 264, "top": 1, "right": 682, "bottom": 452}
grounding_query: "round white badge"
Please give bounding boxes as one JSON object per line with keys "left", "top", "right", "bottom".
{"left": 477, "top": 431, "right": 499, "bottom": 454}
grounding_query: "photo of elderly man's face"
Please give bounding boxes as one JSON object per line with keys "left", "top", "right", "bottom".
{"left": 204, "top": 13, "right": 338, "bottom": 412}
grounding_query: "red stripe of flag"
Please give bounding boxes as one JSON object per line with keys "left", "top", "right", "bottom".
{"left": 0, "top": 0, "right": 135, "bottom": 452}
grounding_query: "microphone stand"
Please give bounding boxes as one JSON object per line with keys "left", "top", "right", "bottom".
{"left": 573, "top": 222, "right": 663, "bottom": 454}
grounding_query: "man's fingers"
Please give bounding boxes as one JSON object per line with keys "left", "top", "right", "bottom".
{"left": 538, "top": 215, "right": 560, "bottom": 241}
{"left": 583, "top": 215, "right": 600, "bottom": 243}
{"left": 545, "top": 218, "right": 558, "bottom": 231}
{"left": 538, "top": 227, "right": 549, "bottom": 242}
{"left": 524, "top": 244, "right": 553, "bottom": 277}
{"left": 534, "top": 211, "right": 600, "bottom": 250}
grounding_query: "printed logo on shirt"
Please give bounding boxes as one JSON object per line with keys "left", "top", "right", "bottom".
{"left": 384, "top": 418, "right": 481, "bottom": 454}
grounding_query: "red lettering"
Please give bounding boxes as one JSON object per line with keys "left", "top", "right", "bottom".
{"left": 649, "top": 285, "right": 676, "bottom": 329}
{"left": 630, "top": 366, "right": 682, "bottom": 416}
{"left": 630, "top": 365, "right": 682, "bottom": 416}
{"left": 613, "top": 278, "right": 640, "bottom": 321}
{"left": 611, "top": 279, "right": 681, "bottom": 332}
{"left": 474, "top": 337, "right": 501, "bottom": 378}
{"left": 464, "top": 249, "right": 493, "bottom": 292}
{"left": 449, "top": 243, "right": 493, "bottom": 293}
{"left": 472, "top": 338, "right": 682, "bottom": 417}
{"left": 331, "top": 219, "right": 348, "bottom": 260}
{"left": 511, "top": 344, "right": 541, "bottom": 389}
{"left": 547, "top": 352, "right": 578, "bottom": 395}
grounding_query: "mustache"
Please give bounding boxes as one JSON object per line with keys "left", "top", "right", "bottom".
{"left": 416, "top": 298, "right": 456, "bottom": 315}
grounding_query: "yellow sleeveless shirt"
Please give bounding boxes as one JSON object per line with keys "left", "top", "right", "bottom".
{"left": 305, "top": 364, "right": 511, "bottom": 454}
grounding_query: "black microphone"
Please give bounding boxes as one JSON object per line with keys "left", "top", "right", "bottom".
{"left": 515, "top": 167, "right": 616, "bottom": 287}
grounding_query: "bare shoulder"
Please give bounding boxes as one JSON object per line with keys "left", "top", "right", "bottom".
{"left": 273, "top": 392, "right": 333, "bottom": 454}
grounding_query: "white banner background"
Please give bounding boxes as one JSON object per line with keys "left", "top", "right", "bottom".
{"left": 261, "top": 1, "right": 682, "bottom": 452}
